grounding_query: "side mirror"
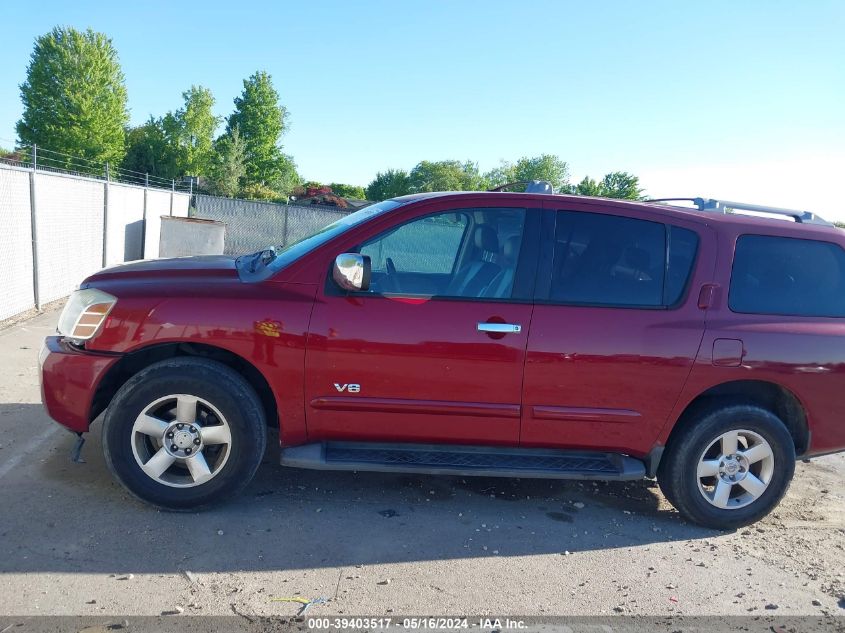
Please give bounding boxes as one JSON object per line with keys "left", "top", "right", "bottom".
{"left": 332, "top": 253, "right": 371, "bottom": 292}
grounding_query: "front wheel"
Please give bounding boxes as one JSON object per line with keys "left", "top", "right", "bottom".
{"left": 103, "top": 357, "right": 267, "bottom": 510}
{"left": 657, "top": 404, "right": 795, "bottom": 529}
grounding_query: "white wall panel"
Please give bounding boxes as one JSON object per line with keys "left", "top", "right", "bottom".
{"left": 34, "top": 173, "right": 104, "bottom": 304}
{"left": 105, "top": 183, "right": 145, "bottom": 266}
{"left": 0, "top": 165, "right": 35, "bottom": 319}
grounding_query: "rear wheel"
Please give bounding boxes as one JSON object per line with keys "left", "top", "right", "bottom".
{"left": 658, "top": 404, "right": 795, "bottom": 529}
{"left": 103, "top": 357, "right": 266, "bottom": 509}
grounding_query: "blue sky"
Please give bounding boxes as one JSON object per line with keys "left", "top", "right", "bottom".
{"left": 2, "top": 1, "right": 844, "bottom": 217}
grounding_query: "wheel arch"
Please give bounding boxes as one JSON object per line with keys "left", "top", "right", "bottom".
{"left": 91, "top": 341, "right": 279, "bottom": 430}
{"left": 665, "top": 380, "right": 809, "bottom": 459}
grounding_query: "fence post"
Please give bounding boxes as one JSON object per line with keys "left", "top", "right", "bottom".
{"left": 141, "top": 175, "right": 148, "bottom": 259}
{"left": 282, "top": 206, "right": 289, "bottom": 247}
{"left": 29, "top": 144, "right": 40, "bottom": 310}
{"left": 170, "top": 179, "right": 175, "bottom": 216}
{"left": 102, "top": 162, "right": 110, "bottom": 267}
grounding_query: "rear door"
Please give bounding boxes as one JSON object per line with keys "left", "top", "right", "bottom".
{"left": 304, "top": 201, "right": 540, "bottom": 445}
{"left": 521, "top": 202, "right": 715, "bottom": 456}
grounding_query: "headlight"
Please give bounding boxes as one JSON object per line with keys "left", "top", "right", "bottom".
{"left": 57, "top": 288, "right": 117, "bottom": 342}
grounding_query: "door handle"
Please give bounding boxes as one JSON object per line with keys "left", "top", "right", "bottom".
{"left": 477, "top": 322, "right": 522, "bottom": 334}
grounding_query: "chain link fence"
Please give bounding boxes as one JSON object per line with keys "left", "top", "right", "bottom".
{"left": 193, "top": 194, "right": 351, "bottom": 255}
{"left": 1, "top": 151, "right": 358, "bottom": 323}
{"left": 0, "top": 161, "right": 191, "bottom": 322}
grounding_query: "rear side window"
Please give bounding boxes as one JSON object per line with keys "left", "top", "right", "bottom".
{"left": 665, "top": 225, "right": 699, "bottom": 305}
{"left": 730, "top": 235, "right": 845, "bottom": 317}
{"left": 550, "top": 210, "right": 698, "bottom": 308}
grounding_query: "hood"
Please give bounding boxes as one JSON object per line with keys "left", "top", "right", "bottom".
{"left": 83, "top": 255, "right": 239, "bottom": 285}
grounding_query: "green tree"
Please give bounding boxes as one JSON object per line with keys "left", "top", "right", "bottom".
{"left": 366, "top": 168, "right": 411, "bottom": 201}
{"left": 226, "top": 71, "right": 291, "bottom": 186}
{"left": 240, "top": 182, "right": 286, "bottom": 202}
{"left": 574, "top": 176, "right": 602, "bottom": 196}
{"left": 122, "top": 115, "right": 181, "bottom": 180}
{"left": 572, "top": 172, "right": 644, "bottom": 199}
{"left": 329, "top": 183, "right": 367, "bottom": 199}
{"left": 122, "top": 86, "right": 219, "bottom": 181}
{"left": 208, "top": 126, "right": 246, "bottom": 198}
{"left": 484, "top": 161, "right": 514, "bottom": 189}
{"left": 266, "top": 153, "right": 300, "bottom": 199}
{"left": 17, "top": 27, "right": 129, "bottom": 169}
{"left": 599, "top": 171, "right": 644, "bottom": 200}
{"left": 177, "top": 86, "right": 219, "bottom": 176}
{"left": 486, "top": 154, "right": 570, "bottom": 191}
{"left": 409, "top": 160, "right": 487, "bottom": 193}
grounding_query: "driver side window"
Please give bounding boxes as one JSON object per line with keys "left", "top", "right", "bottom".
{"left": 358, "top": 208, "right": 525, "bottom": 299}
{"left": 362, "top": 212, "right": 468, "bottom": 276}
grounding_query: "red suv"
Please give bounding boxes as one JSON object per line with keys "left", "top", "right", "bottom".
{"left": 39, "top": 190, "right": 845, "bottom": 528}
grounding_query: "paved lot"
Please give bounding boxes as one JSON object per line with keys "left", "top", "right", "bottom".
{"left": 0, "top": 308, "right": 843, "bottom": 622}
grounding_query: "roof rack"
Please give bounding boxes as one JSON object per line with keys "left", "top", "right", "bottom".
{"left": 488, "top": 180, "right": 554, "bottom": 194}
{"left": 648, "top": 197, "right": 833, "bottom": 227}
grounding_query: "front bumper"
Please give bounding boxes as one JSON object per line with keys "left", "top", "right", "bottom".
{"left": 40, "top": 336, "right": 121, "bottom": 433}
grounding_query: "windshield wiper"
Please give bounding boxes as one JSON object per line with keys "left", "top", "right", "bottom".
{"left": 236, "top": 248, "right": 277, "bottom": 274}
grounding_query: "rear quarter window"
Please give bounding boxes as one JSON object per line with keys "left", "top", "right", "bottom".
{"left": 730, "top": 234, "right": 845, "bottom": 317}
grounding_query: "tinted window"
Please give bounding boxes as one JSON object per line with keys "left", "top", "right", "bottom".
{"left": 665, "top": 226, "right": 699, "bottom": 305}
{"left": 362, "top": 213, "right": 469, "bottom": 275}
{"left": 730, "top": 235, "right": 845, "bottom": 317}
{"left": 357, "top": 208, "right": 525, "bottom": 299}
{"left": 550, "top": 211, "right": 698, "bottom": 308}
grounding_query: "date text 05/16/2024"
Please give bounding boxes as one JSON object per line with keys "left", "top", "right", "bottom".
{"left": 306, "top": 618, "right": 527, "bottom": 630}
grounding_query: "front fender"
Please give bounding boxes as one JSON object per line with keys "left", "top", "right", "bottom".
{"left": 86, "top": 282, "right": 318, "bottom": 444}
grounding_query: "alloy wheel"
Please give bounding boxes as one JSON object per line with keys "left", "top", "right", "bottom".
{"left": 131, "top": 394, "right": 232, "bottom": 488}
{"left": 696, "top": 429, "right": 775, "bottom": 510}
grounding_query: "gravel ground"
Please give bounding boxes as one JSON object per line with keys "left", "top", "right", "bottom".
{"left": 0, "top": 308, "right": 843, "bottom": 627}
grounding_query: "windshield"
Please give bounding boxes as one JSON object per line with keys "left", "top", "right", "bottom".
{"left": 237, "top": 199, "right": 405, "bottom": 278}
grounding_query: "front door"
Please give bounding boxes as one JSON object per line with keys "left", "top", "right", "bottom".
{"left": 521, "top": 202, "right": 714, "bottom": 456}
{"left": 305, "top": 204, "right": 539, "bottom": 445}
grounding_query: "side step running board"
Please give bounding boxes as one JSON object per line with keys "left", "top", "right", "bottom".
{"left": 280, "top": 442, "right": 645, "bottom": 481}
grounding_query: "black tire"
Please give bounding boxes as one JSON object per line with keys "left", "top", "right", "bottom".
{"left": 103, "top": 357, "right": 267, "bottom": 510}
{"left": 657, "top": 404, "right": 795, "bottom": 529}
